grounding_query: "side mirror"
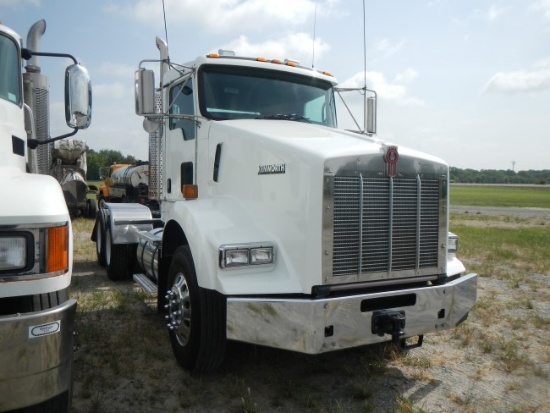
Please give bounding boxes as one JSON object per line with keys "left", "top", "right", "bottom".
{"left": 366, "top": 96, "right": 377, "bottom": 134}
{"left": 135, "top": 69, "right": 156, "bottom": 115}
{"left": 65, "top": 64, "right": 92, "bottom": 129}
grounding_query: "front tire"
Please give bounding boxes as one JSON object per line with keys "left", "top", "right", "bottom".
{"left": 166, "top": 246, "right": 226, "bottom": 374}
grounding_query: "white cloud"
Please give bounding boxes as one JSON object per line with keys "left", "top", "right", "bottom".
{"left": 339, "top": 71, "right": 424, "bottom": 106}
{"left": 488, "top": 4, "right": 508, "bottom": 21}
{"left": 484, "top": 59, "right": 550, "bottom": 94}
{"left": 96, "top": 63, "right": 136, "bottom": 80}
{"left": 94, "top": 82, "right": 132, "bottom": 99}
{"left": 394, "top": 68, "right": 418, "bottom": 84}
{"left": 530, "top": 0, "right": 550, "bottom": 19}
{"left": 219, "top": 33, "right": 330, "bottom": 65}
{"left": 374, "top": 38, "right": 406, "bottom": 59}
{"left": 534, "top": 58, "right": 550, "bottom": 69}
{"left": 106, "top": 0, "right": 339, "bottom": 33}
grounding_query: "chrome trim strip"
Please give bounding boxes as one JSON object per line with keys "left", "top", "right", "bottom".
{"left": 358, "top": 173, "right": 364, "bottom": 276}
{"left": 0, "top": 221, "right": 68, "bottom": 231}
{"left": 388, "top": 176, "right": 394, "bottom": 272}
{"left": 416, "top": 174, "right": 421, "bottom": 271}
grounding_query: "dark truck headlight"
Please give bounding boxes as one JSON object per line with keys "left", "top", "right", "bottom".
{"left": 0, "top": 232, "right": 32, "bottom": 273}
{"left": 0, "top": 224, "right": 68, "bottom": 277}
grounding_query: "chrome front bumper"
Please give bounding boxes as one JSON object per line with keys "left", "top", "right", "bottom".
{"left": 0, "top": 299, "right": 76, "bottom": 411}
{"left": 226, "top": 273, "right": 477, "bottom": 354}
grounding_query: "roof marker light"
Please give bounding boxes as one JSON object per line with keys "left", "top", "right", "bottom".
{"left": 271, "top": 59, "right": 282, "bottom": 64}
{"left": 218, "top": 49, "right": 235, "bottom": 56}
{"left": 284, "top": 59, "right": 299, "bottom": 67}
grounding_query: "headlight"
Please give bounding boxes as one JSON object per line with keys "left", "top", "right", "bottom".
{"left": 250, "top": 247, "right": 273, "bottom": 265}
{"left": 447, "top": 232, "right": 459, "bottom": 254}
{"left": 0, "top": 233, "right": 31, "bottom": 272}
{"left": 219, "top": 243, "right": 274, "bottom": 268}
{"left": 224, "top": 249, "right": 249, "bottom": 267}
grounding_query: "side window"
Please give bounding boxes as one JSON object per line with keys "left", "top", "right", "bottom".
{"left": 0, "top": 34, "right": 22, "bottom": 106}
{"left": 304, "top": 95, "right": 326, "bottom": 124}
{"left": 169, "top": 80, "right": 195, "bottom": 140}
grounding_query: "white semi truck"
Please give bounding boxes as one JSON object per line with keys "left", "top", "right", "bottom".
{"left": 92, "top": 39, "right": 476, "bottom": 374}
{"left": 0, "top": 20, "right": 91, "bottom": 411}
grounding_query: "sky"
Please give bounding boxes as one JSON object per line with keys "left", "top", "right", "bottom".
{"left": 1, "top": 0, "right": 549, "bottom": 171}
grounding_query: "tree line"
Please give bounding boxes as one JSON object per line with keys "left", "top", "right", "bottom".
{"left": 450, "top": 167, "right": 550, "bottom": 185}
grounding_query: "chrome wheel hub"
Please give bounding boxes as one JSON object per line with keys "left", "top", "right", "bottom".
{"left": 165, "top": 272, "right": 192, "bottom": 346}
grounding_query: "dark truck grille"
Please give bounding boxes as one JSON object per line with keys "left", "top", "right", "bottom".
{"left": 333, "top": 176, "right": 440, "bottom": 277}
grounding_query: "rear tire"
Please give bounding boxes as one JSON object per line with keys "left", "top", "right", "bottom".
{"left": 166, "top": 246, "right": 226, "bottom": 374}
{"left": 87, "top": 199, "right": 97, "bottom": 219}
{"left": 105, "top": 224, "right": 131, "bottom": 281}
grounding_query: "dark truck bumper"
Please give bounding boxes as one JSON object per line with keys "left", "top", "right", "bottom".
{"left": 0, "top": 299, "right": 76, "bottom": 411}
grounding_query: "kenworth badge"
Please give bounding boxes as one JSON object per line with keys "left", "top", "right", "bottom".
{"left": 258, "top": 164, "right": 286, "bottom": 175}
{"left": 384, "top": 146, "right": 399, "bottom": 177}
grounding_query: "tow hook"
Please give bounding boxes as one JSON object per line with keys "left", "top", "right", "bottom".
{"left": 371, "top": 310, "right": 406, "bottom": 343}
{"left": 371, "top": 310, "right": 424, "bottom": 350}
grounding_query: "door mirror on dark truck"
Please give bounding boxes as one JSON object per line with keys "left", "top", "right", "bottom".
{"left": 65, "top": 63, "right": 92, "bottom": 129}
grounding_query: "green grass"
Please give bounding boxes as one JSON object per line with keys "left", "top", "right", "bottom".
{"left": 451, "top": 225, "right": 550, "bottom": 276}
{"left": 450, "top": 185, "right": 550, "bottom": 208}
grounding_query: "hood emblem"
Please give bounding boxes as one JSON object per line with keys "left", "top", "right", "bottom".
{"left": 258, "top": 163, "right": 286, "bottom": 175}
{"left": 384, "top": 146, "right": 399, "bottom": 177}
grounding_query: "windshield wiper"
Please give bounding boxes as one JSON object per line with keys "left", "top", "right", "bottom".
{"left": 257, "top": 114, "right": 311, "bottom": 123}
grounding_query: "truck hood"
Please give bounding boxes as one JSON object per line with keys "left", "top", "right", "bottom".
{"left": 212, "top": 119, "right": 446, "bottom": 166}
{"left": 0, "top": 168, "right": 70, "bottom": 225}
{"left": 197, "top": 118, "right": 450, "bottom": 295}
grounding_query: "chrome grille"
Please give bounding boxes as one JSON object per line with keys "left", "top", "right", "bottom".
{"left": 333, "top": 176, "right": 440, "bottom": 277}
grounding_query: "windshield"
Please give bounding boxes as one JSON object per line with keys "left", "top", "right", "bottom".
{"left": 198, "top": 64, "right": 336, "bottom": 127}
{"left": 0, "top": 33, "right": 21, "bottom": 106}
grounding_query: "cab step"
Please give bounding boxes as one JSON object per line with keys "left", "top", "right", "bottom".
{"left": 133, "top": 273, "right": 158, "bottom": 294}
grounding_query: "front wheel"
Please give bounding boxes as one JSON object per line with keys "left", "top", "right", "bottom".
{"left": 166, "top": 246, "right": 226, "bottom": 374}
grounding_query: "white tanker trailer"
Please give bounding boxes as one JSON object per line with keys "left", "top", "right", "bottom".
{"left": 97, "top": 162, "right": 150, "bottom": 208}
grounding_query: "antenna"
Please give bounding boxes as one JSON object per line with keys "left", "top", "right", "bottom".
{"left": 162, "top": 0, "right": 169, "bottom": 46}
{"left": 312, "top": 2, "right": 317, "bottom": 68}
{"left": 363, "top": 0, "right": 367, "bottom": 93}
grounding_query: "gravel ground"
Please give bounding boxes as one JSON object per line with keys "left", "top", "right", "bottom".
{"left": 69, "top": 210, "right": 550, "bottom": 413}
{"left": 450, "top": 205, "right": 550, "bottom": 219}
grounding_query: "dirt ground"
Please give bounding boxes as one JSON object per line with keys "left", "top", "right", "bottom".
{"left": 69, "top": 210, "right": 550, "bottom": 413}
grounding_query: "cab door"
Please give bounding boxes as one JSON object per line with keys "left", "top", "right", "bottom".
{"left": 164, "top": 76, "right": 197, "bottom": 202}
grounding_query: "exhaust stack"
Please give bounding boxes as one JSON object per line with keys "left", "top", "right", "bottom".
{"left": 24, "top": 19, "right": 51, "bottom": 175}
